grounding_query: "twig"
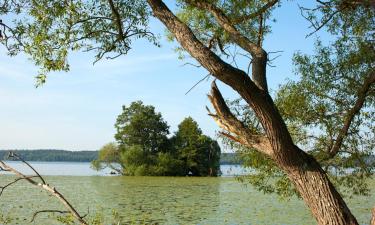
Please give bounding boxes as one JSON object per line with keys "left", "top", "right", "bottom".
{"left": 31, "top": 210, "right": 70, "bottom": 222}
{"left": 0, "top": 154, "right": 89, "bottom": 225}
{"left": 185, "top": 73, "right": 211, "bottom": 95}
{"left": 8, "top": 152, "right": 46, "bottom": 184}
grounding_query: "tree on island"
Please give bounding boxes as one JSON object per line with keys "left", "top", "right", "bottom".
{"left": 92, "top": 101, "right": 221, "bottom": 176}
{"left": 172, "top": 117, "right": 221, "bottom": 176}
{"left": 1, "top": 0, "right": 374, "bottom": 224}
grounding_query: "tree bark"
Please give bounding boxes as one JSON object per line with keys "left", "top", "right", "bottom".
{"left": 146, "top": 0, "right": 361, "bottom": 224}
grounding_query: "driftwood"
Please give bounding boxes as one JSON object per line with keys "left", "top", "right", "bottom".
{"left": 0, "top": 152, "right": 88, "bottom": 225}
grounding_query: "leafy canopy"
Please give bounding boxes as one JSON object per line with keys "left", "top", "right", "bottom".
{"left": 93, "top": 103, "right": 221, "bottom": 176}
{"left": 0, "top": 0, "right": 157, "bottom": 85}
{"left": 222, "top": 1, "right": 375, "bottom": 198}
{"left": 1, "top": 0, "right": 374, "bottom": 196}
{"left": 115, "top": 101, "right": 170, "bottom": 154}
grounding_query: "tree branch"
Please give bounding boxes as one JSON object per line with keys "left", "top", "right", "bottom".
{"left": 231, "top": 0, "right": 279, "bottom": 24}
{"left": 0, "top": 175, "right": 38, "bottom": 197}
{"left": 184, "top": 0, "right": 268, "bottom": 91}
{"left": 107, "top": 0, "right": 125, "bottom": 41}
{"left": 8, "top": 152, "right": 46, "bottom": 184}
{"left": 0, "top": 157, "right": 88, "bottom": 225}
{"left": 147, "top": 0, "right": 295, "bottom": 156}
{"left": 207, "top": 81, "right": 273, "bottom": 157}
{"left": 31, "top": 210, "right": 70, "bottom": 223}
{"left": 329, "top": 71, "right": 375, "bottom": 157}
{"left": 147, "top": 0, "right": 254, "bottom": 91}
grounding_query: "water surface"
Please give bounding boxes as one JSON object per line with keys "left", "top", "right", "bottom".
{"left": 0, "top": 163, "right": 373, "bottom": 225}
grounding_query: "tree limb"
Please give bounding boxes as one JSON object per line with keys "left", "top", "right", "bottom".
{"left": 184, "top": 0, "right": 268, "bottom": 91}
{"left": 329, "top": 71, "right": 375, "bottom": 157}
{"left": 207, "top": 81, "right": 273, "bottom": 157}
{"left": 146, "top": 0, "right": 255, "bottom": 91}
{"left": 0, "top": 157, "right": 88, "bottom": 225}
{"left": 107, "top": 0, "right": 125, "bottom": 41}
{"left": 231, "top": 0, "right": 279, "bottom": 24}
{"left": 147, "top": 0, "right": 295, "bottom": 156}
{"left": 0, "top": 175, "right": 38, "bottom": 196}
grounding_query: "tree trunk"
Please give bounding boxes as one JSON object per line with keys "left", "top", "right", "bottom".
{"left": 278, "top": 147, "right": 358, "bottom": 225}
{"left": 146, "top": 0, "right": 361, "bottom": 224}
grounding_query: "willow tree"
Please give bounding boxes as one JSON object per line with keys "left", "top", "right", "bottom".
{"left": 0, "top": 0, "right": 374, "bottom": 224}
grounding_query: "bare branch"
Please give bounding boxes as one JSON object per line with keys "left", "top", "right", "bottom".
{"left": 185, "top": 73, "right": 211, "bottom": 95}
{"left": 8, "top": 152, "right": 46, "bottom": 184}
{"left": 0, "top": 175, "right": 38, "bottom": 197}
{"left": 207, "top": 81, "right": 273, "bottom": 157}
{"left": 31, "top": 210, "right": 70, "bottom": 223}
{"left": 0, "top": 159, "right": 89, "bottom": 225}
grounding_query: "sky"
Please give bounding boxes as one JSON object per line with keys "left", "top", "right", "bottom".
{"left": 0, "top": 1, "right": 329, "bottom": 151}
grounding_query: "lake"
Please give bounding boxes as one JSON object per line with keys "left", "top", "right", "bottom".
{"left": 0, "top": 162, "right": 374, "bottom": 224}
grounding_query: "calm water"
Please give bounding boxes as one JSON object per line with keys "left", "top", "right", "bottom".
{"left": 0, "top": 162, "right": 374, "bottom": 225}
{"left": 0, "top": 161, "right": 250, "bottom": 177}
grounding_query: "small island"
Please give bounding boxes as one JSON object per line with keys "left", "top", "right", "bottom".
{"left": 91, "top": 101, "right": 221, "bottom": 176}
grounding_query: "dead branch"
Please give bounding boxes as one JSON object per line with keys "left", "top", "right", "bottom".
{"left": 31, "top": 210, "right": 70, "bottom": 223}
{"left": 0, "top": 153, "right": 89, "bottom": 225}
{"left": 207, "top": 81, "right": 273, "bottom": 157}
{"left": 185, "top": 73, "right": 211, "bottom": 95}
{"left": 0, "top": 175, "right": 38, "bottom": 196}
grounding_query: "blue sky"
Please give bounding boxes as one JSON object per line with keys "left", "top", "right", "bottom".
{"left": 0, "top": 1, "right": 328, "bottom": 151}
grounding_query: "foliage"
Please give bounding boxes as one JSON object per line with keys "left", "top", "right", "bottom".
{"left": 169, "top": 0, "right": 277, "bottom": 60}
{"left": 221, "top": 1, "right": 375, "bottom": 198}
{"left": 172, "top": 117, "right": 221, "bottom": 176}
{"left": 0, "top": 0, "right": 157, "bottom": 85}
{"left": 220, "top": 153, "right": 242, "bottom": 165}
{"left": 94, "top": 103, "right": 221, "bottom": 176}
{"left": 1, "top": 0, "right": 373, "bottom": 208}
{"left": 115, "top": 101, "right": 170, "bottom": 154}
{"left": 91, "top": 143, "right": 122, "bottom": 173}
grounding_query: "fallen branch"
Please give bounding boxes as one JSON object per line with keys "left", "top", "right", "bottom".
{"left": 0, "top": 152, "right": 89, "bottom": 225}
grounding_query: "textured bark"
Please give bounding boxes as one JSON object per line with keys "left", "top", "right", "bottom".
{"left": 147, "top": 0, "right": 362, "bottom": 224}
{"left": 371, "top": 206, "right": 375, "bottom": 225}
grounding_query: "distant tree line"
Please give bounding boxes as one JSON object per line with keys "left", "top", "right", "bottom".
{"left": 92, "top": 101, "right": 221, "bottom": 176}
{"left": 0, "top": 149, "right": 241, "bottom": 165}
{"left": 0, "top": 150, "right": 98, "bottom": 162}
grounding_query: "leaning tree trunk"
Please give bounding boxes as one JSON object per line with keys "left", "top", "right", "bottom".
{"left": 146, "top": 0, "right": 361, "bottom": 224}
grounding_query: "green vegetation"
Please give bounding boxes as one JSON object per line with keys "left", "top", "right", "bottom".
{"left": 0, "top": 150, "right": 97, "bottom": 162}
{"left": 1, "top": 0, "right": 374, "bottom": 223}
{"left": 220, "top": 2, "right": 375, "bottom": 198}
{"left": 220, "top": 153, "right": 241, "bottom": 165}
{"left": 92, "top": 101, "right": 221, "bottom": 176}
